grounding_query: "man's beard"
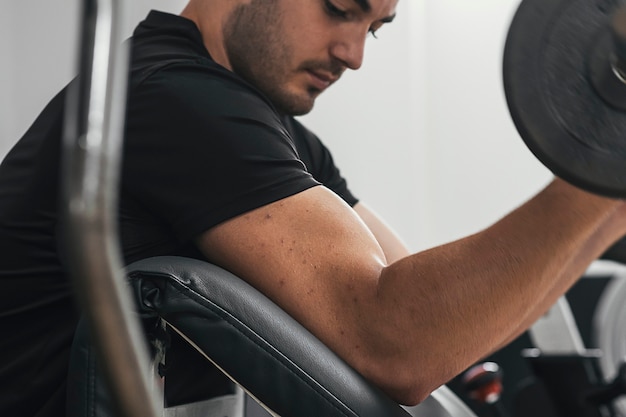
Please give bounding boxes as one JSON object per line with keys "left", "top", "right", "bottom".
{"left": 223, "top": 0, "right": 341, "bottom": 115}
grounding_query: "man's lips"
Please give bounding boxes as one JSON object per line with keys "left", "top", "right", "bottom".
{"left": 306, "top": 69, "right": 339, "bottom": 91}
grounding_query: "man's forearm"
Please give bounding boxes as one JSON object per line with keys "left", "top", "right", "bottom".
{"left": 366, "top": 179, "right": 625, "bottom": 402}
{"left": 492, "top": 200, "right": 626, "bottom": 352}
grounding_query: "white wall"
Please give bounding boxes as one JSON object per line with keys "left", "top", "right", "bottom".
{"left": 0, "top": 1, "right": 78, "bottom": 156}
{"left": 301, "top": 0, "right": 552, "bottom": 251}
{"left": 0, "top": 0, "right": 551, "bottom": 252}
{"left": 0, "top": 0, "right": 187, "bottom": 156}
{"left": 300, "top": 0, "right": 430, "bottom": 250}
{"left": 420, "top": 0, "right": 551, "bottom": 248}
{"left": 0, "top": 3, "right": 12, "bottom": 147}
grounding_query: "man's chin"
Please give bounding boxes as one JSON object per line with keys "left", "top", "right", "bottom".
{"left": 288, "top": 103, "right": 315, "bottom": 116}
{"left": 273, "top": 93, "right": 317, "bottom": 116}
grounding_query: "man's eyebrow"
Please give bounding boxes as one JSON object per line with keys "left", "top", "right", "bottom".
{"left": 351, "top": 0, "right": 397, "bottom": 23}
{"left": 380, "top": 13, "right": 396, "bottom": 23}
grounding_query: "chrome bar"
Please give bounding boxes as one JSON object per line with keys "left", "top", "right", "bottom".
{"left": 61, "top": 0, "right": 162, "bottom": 416}
{"left": 528, "top": 296, "right": 586, "bottom": 355}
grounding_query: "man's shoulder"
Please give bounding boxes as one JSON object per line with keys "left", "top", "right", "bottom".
{"left": 128, "top": 48, "right": 277, "bottom": 123}
{"left": 128, "top": 13, "right": 231, "bottom": 87}
{"left": 128, "top": 61, "right": 281, "bottom": 133}
{"left": 128, "top": 12, "right": 221, "bottom": 89}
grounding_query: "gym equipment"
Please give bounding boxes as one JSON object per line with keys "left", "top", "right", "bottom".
{"left": 507, "top": 262, "right": 626, "bottom": 417}
{"left": 594, "top": 266, "right": 626, "bottom": 415}
{"left": 587, "top": 363, "right": 626, "bottom": 407}
{"left": 462, "top": 362, "right": 509, "bottom": 417}
{"left": 504, "top": 0, "right": 626, "bottom": 198}
{"left": 128, "top": 256, "right": 413, "bottom": 417}
{"left": 519, "top": 349, "right": 613, "bottom": 417}
{"left": 504, "top": 2, "right": 626, "bottom": 412}
{"left": 61, "top": 0, "right": 161, "bottom": 416}
{"left": 67, "top": 255, "right": 478, "bottom": 417}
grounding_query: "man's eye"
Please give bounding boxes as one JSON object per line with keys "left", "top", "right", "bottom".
{"left": 369, "top": 23, "right": 384, "bottom": 39}
{"left": 324, "top": 0, "right": 348, "bottom": 18}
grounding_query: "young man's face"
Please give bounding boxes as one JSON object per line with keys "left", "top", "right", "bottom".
{"left": 223, "top": 0, "right": 398, "bottom": 115}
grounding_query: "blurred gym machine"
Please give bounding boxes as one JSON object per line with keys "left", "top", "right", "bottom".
{"left": 453, "top": 260, "right": 626, "bottom": 417}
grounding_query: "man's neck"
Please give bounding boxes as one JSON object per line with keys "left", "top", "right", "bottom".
{"left": 180, "top": 0, "right": 234, "bottom": 71}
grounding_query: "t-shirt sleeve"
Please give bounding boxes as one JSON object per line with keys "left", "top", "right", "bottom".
{"left": 283, "top": 117, "right": 359, "bottom": 207}
{"left": 122, "top": 63, "right": 320, "bottom": 241}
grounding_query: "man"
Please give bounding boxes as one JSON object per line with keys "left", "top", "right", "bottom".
{"left": 1, "top": 0, "right": 625, "bottom": 415}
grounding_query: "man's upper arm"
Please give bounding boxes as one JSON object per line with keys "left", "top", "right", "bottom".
{"left": 195, "top": 185, "right": 391, "bottom": 379}
{"left": 353, "top": 202, "right": 411, "bottom": 264}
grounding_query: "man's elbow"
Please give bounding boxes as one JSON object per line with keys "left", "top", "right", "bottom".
{"left": 386, "top": 381, "right": 432, "bottom": 407}
{"left": 360, "top": 358, "right": 439, "bottom": 406}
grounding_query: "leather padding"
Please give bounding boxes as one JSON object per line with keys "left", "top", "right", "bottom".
{"left": 66, "top": 318, "right": 118, "bottom": 417}
{"left": 127, "top": 256, "right": 411, "bottom": 417}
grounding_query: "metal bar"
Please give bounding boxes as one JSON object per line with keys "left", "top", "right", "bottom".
{"left": 529, "top": 259, "right": 626, "bottom": 356}
{"left": 61, "top": 0, "right": 162, "bottom": 416}
{"left": 528, "top": 296, "right": 587, "bottom": 355}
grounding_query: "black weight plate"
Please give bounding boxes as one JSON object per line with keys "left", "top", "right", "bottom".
{"left": 504, "top": 0, "right": 626, "bottom": 198}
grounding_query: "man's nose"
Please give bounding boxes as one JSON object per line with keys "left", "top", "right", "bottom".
{"left": 329, "top": 31, "right": 367, "bottom": 70}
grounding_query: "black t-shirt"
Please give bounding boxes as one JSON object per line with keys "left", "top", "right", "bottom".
{"left": 0, "top": 10, "right": 357, "bottom": 416}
